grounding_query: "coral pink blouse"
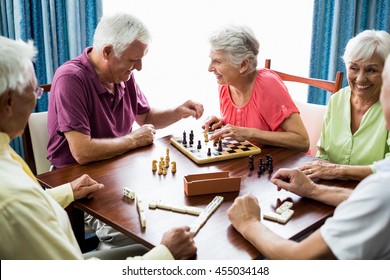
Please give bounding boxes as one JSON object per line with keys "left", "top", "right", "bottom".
{"left": 219, "top": 68, "right": 298, "bottom": 131}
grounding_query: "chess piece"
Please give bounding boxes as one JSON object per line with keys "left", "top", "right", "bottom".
{"left": 152, "top": 160, "right": 157, "bottom": 172}
{"left": 197, "top": 140, "right": 202, "bottom": 150}
{"left": 182, "top": 131, "right": 187, "bottom": 146}
{"left": 204, "top": 131, "right": 209, "bottom": 142}
{"left": 248, "top": 155, "right": 254, "bottom": 170}
{"left": 189, "top": 130, "right": 194, "bottom": 146}
{"left": 217, "top": 139, "right": 223, "bottom": 152}
{"left": 171, "top": 161, "right": 177, "bottom": 173}
{"left": 207, "top": 148, "right": 211, "bottom": 157}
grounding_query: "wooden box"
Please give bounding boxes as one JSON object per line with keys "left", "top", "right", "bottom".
{"left": 184, "top": 171, "right": 241, "bottom": 196}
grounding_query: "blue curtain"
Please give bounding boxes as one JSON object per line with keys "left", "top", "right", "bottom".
{"left": 308, "top": 0, "right": 390, "bottom": 105}
{"left": 0, "top": 0, "right": 102, "bottom": 157}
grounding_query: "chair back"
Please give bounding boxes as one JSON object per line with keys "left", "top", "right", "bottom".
{"left": 22, "top": 84, "right": 51, "bottom": 175}
{"left": 264, "top": 60, "right": 343, "bottom": 155}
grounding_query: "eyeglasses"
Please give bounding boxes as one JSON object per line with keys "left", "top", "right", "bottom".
{"left": 34, "top": 87, "right": 44, "bottom": 99}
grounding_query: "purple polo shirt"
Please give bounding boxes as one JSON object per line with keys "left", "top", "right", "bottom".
{"left": 47, "top": 47, "right": 150, "bottom": 168}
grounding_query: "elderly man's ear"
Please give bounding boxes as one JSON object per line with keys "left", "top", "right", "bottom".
{"left": 0, "top": 90, "right": 14, "bottom": 115}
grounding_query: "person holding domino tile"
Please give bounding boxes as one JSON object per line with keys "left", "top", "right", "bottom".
{"left": 227, "top": 53, "right": 390, "bottom": 259}
{"left": 0, "top": 36, "right": 197, "bottom": 260}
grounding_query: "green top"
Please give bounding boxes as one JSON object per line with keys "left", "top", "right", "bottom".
{"left": 317, "top": 87, "right": 390, "bottom": 170}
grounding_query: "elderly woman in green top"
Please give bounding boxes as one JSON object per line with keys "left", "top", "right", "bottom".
{"left": 299, "top": 30, "right": 390, "bottom": 181}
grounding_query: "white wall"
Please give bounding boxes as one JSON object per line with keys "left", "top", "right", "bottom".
{"left": 102, "top": 0, "right": 314, "bottom": 132}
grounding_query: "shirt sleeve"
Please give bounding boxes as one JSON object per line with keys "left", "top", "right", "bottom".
{"left": 256, "top": 70, "right": 299, "bottom": 131}
{"left": 45, "top": 183, "right": 74, "bottom": 209}
{"left": 0, "top": 191, "right": 83, "bottom": 259}
{"left": 53, "top": 74, "right": 92, "bottom": 136}
{"left": 126, "top": 244, "right": 174, "bottom": 260}
{"left": 320, "top": 173, "right": 390, "bottom": 259}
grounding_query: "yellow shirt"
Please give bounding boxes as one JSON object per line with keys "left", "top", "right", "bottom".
{"left": 0, "top": 132, "right": 82, "bottom": 259}
{"left": 0, "top": 132, "right": 174, "bottom": 260}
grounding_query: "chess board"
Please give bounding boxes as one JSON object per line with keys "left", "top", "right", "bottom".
{"left": 170, "top": 131, "right": 261, "bottom": 164}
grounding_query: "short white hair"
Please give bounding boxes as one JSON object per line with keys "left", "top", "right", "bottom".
{"left": 93, "top": 13, "right": 151, "bottom": 57}
{"left": 343, "top": 30, "right": 390, "bottom": 64}
{"left": 209, "top": 25, "right": 259, "bottom": 72}
{"left": 0, "top": 36, "right": 36, "bottom": 96}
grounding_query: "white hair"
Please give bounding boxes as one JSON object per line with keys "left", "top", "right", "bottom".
{"left": 0, "top": 36, "right": 36, "bottom": 96}
{"left": 209, "top": 25, "right": 259, "bottom": 72}
{"left": 343, "top": 30, "right": 390, "bottom": 64}
{"left": 93, "top": 13, "right": 151, "bottom": 57}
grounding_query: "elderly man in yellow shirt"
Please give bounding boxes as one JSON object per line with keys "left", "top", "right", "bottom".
{"left": 0, "top": 35, "right": 196, "bottom": 260}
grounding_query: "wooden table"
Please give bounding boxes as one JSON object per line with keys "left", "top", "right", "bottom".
{"left": 37, "top": 135, "right": 357, "bottom": 259}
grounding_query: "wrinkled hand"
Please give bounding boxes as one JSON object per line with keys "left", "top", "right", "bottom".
{"left": 209, "top": 124, "right": 249, "bottom": 142}
{"left": 298, "top": 160, "right": 338, "bottom": 180}
{"left": 271, "top": 168, "right": 315, "bottom": 198}
{"left": 227, "top": 194, "right": 261, "bottom": 234}
{"left": 70, "top": 174, "right": 104, "bottom": 200}
{"left": 177, "top": 100, "right": 204, "bottom": 120}
{"left": 128, "top": 124, "right": 156, "bottom": 148}
{"left": 202, "top": 115, "right": 224, "bottom": 132}
{"left": 160, "top": 226, "right": 197, "bottom": 260}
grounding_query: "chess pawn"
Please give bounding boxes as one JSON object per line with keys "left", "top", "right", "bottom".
{"left": 162, "top": 166, "right": 167, "bottom": 176}
{"left": 165, "top": 156, "right": 170, "bottom": 167}
{"left": 171, "top": 161, "right": 177, "bottom": 173}
{"left": 152, "top": 160, "right": 157, "bottom": 172}
{"left": 197, "top": 140, "right": 202, "bottom": 150}
{"left": 204, "top": 131, "right": 209, "bottom": 142}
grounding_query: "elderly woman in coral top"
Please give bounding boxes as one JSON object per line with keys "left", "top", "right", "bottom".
{"left": 204, "top": 25, "right": 309, "bottom": 152}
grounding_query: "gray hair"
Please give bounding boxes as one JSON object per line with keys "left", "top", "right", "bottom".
{"left": 0, "top": 36, "right": 36, "bottom": 96}
{"left": 93, "top": 13, "right": 151, "bottom": 57}
{"left": 209, "top": 25, "right": 259, "bottom": 72}
{"left": 343, "top": 30, "right": 390, "bottom": 64}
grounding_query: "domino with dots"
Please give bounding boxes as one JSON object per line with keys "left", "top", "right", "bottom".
{"left": 123, "top": 187, "right": 135, "bottom": 199}
{"left": 136, "top": 195, "right": 146, "bottom": 228}
{"left": 190, "top": 196, "right": 224, "bottom": 235}
{"left": 148, "top": 199, "right": 203, "bottom": 216}
{"left": 276, "top": 201, "right": 293, "bottom": 214}
{"left": 263, "top": 209, "right": 294, "bottom": 224}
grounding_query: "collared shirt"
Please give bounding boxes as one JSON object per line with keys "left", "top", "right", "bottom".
{"left": 317, "top": 87, "right": 390, "bottom": 169}
{"left": 219, "top": 68, "right": 299, "bottom": 131}
{"left": 321, "top": 157, "right": 390, "bottom": 259}
{"left": 0, "top": 132, "right": 82, "bottom": 259}
{"left": 47, "top": 47, "right": 150, "bottom": 168}
{"left": 0, "top": 132, "right": 174, "bottom": 260}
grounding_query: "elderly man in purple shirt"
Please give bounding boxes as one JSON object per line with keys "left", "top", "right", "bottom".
{"left": 47, "top": 13, "right": 203, "bottom": 169}
{"left": 47, "top": 13, "right": 204, "bottom": 249}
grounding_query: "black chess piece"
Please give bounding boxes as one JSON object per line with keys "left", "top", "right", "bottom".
{"left": 207, "top": 148, "right": 211, "bottom": 156}
{"left": 248, "top": 155, "right": 254, "bottom": 170}
{"left": 182, "top": 131, "right": 187, "bottom": 146}
{"left": 189, "top": 130, "right": 194, "bottom": 146}
{"left": 258, "top": 158, "right": 264, "bottom": 175}
{"left": 197, "top": 140, "right": 202, "bottom": 150}
{"left": 217, "top": 139, "right": 223, "bottom": 152}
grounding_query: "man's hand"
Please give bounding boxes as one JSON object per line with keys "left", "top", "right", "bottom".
{"left": 160, "top": 226, "right": 197, "bottom": 259}
{"left": 177, "top": 100, "right": 204, "bottom": 120}
{"left": 227, "top": 194, "right": 261, "bottom": 235}
{"left": 127, "top": 124, "right": 156, "bottom": 148}
{"left": 70, "top": 174, "right": 104, "bottom": 200}
{"left": 271, "top": 168, "right": 316, "bottom": 199}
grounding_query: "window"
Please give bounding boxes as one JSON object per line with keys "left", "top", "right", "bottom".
{"left": 103, "top": 0, "right": 314, "bottom": 127}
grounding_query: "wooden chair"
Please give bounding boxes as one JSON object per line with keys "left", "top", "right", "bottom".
{"left": 22, "top": 84, "right": 51, "bottom": 175}
{"left": 264, "top": 59, "right": 344, "bottom": 155}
